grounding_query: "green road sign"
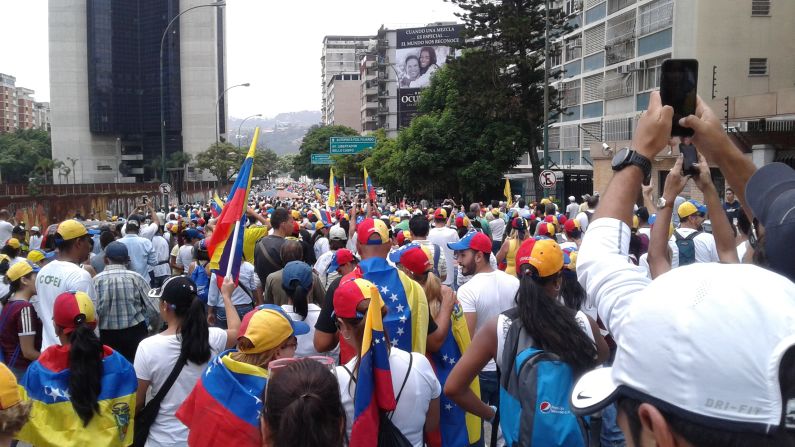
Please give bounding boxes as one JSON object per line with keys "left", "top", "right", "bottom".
{"left": 329, "top": 136, "right": 377, "bottom": 154}
{"left": 311, "top": 153, "right": 332, "bottom": 165}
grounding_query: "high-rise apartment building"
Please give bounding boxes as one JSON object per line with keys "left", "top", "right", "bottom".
{"left": 0, "top": 73, "right": 47, "bottom": 133}
{"left": 16, "top": 88, "right": 35, "bottom": 130}
{"left": 33, "top": 102, "right": 51, "bottom": 132}
{"left": 321, "top": 35, "right": 373, "bottom": 130}
{"left": 49, "top": 0, "right": 227, "bottom": 183}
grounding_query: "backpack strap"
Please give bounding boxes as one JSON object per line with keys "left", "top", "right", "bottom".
{"left": 673, "top": 231, "right": 685, "bottom": 241}
{"left": 388, "top": 351, "right": 414, "bottom": 420}
{"left": 432, "top": 244, "right": 441, "bottom": 276}
{"left": 685, "top": 231, "right": 701, "bottom": 241}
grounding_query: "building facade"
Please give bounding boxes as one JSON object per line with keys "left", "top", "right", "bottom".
{"left": 49, "top": 0, "right": 226, "bottom": 183}
{"left": 1, "top": 74, "right": 47, "bottom": 133}
{"left": 321, "top": 35, "right": 372, "bottom": 128}
{"left": 33, "top": 102, "right": 51, "bottom": 132}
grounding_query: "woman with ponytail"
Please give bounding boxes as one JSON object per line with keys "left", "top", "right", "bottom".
{"left": 445, "top": 238, "right": 608, "bottom": 436}
{"left": 0, "top": 261, "right": 42, "bottom": 379}
{"left": 133, "top": 275, "right": 240, "bottom": 447}
{"left": 261, "top": 359, "right": 346, "bottom": 447}
{"left": 495, "top": 218, "right": 529, "bottom": 276}
{"left": 280, "top": 261, "right": 327, "bottom": 357}
{"left": 16, "top": 291, "right": 137, "bottom": 446}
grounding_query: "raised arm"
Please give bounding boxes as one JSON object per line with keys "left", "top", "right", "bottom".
{"left": 648, "top": 156, "right": 687, "bottom": 278}
{"left": 693, "top": 153, "right": 739, "bottom": 263}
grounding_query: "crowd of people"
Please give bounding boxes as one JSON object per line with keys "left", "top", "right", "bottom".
{"left": 0, "top": 91, "right": 793, "bottom": 447}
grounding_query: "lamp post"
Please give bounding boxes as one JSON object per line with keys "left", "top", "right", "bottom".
{"left": 160, "top": 1, "right": 226, "bottom": 184}
{"left": 237, "top": 113, "right": 262, "bottom": 149}
{"left": 215, "top": 82, "right": 250, "bottom": 146}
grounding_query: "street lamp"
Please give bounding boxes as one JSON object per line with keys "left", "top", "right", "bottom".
{"left": 160, "top": 1, "right": 226, "bottom": 184}
{"left": 215, "top": 82, "right": 250, "bottom": 145}
{"left": 237, "top": 114, "right": 262, "bottom": 149}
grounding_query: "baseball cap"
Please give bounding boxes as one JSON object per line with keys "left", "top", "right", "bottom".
{"left": 356, "top": 218, "right": 390, "bottom": 245}
{"left": 53, "top": 291, "right": 97, "bottom": 334}
{"left": 5, "top": 260, "right": 40, "bottom": 282}
{"left": 571, "top": 263, "right": 795, "bottom": 434}
{"left": 564, "top": 218, "right": 581, "bottom": 235}
{"left": 57, "top": 219, "right": 88, "bottom": 241}
{"left": 387, "top": 242, "right": 420, "bottom": 264}
{"left": 434, "top": 208, "right": 447, "bottom": 220}
{"left": 448, "top": 230, "right": 492, "bottom": 253}
{"left": 27, "top": 249, "right": 55, "bottom": 263}
{"left": 333, "top": 277, "right": 381, "bottom": 319}
{"left": 291, "top": 210, "right": 301, "bottom": 220}
{"left": 314, "top": 221, "right": 326, "bottom": 231}
{"left": 491, "top": 208, "right": 500, "bottom": 216}
{"left": 30, "top": 226, "right": 40, "bottom": 232}
{"left": 184, "top": 228, "right": 203, "bottom": 240}
{"left": 238, "top": 304, "right": 310, "bottom": 354}
{"left": 329, "top": 225, "right": 347, "bottom": 241}
{"left": 678, "top": 200, "right": 706, "bottom": 219}
{"left": 745, "top": 162, "right": 795, "bottom": 281}
{"left": 396, "top": 230, "right": 411, "bottom": 246}
{"left": 398, "top": 246, "right": 432, "bottom": 277}
{"left": 282, "top": 261, "right": 313, "bottom": 291}
{"left": 515, "top": 238, "right": 564, "bottom": 277}
{"left": 5, "top": 238, "right": 20, "bottom": 249}
{"left": 536, "top": 222, "right": 556, "bottom": 238}
{"left": 455, "top": 216, "right": 470, "bottom": 229}
{"left": 511, "top": 217, "right": 526, "bottom": 231}
{"left": 328, "top": 248, "right": 356, "bottom": 272}
{"left": 0, "top": 363, "right": 23, "bottom": 410}
{"left": 569, "top": 196, "right": 576, "bottom": 201}
{"left": 148, "top": 275, "right": 197, "bottom": 306}
{"left": 105, "top": 241, "right": 130, "bottom": 263}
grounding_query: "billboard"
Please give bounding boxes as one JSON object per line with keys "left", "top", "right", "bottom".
{"left": 396, "top": 25, "right": 463, "bottom": 129}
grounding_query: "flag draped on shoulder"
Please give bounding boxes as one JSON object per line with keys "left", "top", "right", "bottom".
{"left": 364, "top": 167, "right": 376, "bottom": 201}
{"left": 176, "top": 351, "right": 268, "bottom": 447}
{"left": 211, "top": 193, "right": 225, "bottom": 218}
{"left": 349, "top": 279, "right": 396, "bottom": 447}
{"left": 207, "top": 127, "right": 259, "bottom": 287}
{"left": 17, "top": 346, "right": 137, "bottom": 447}
{"left": 327, "top": 167, "right": 337, "bottom": 208}
{"left": 504, "top": 178, "right": 513, "bottom": 207}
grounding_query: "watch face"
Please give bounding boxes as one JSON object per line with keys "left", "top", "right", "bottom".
{"left": 611, "top": 147, "right": 630, "bottom": 168}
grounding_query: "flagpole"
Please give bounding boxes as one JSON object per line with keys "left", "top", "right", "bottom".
{"left": 225, "top": 219, "right": 242, "bottom": 278}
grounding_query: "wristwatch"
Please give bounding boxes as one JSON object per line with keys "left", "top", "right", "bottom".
{"left": 656, "top": 196, "right": 669, "bottom": 209}
{"left": 611, "top": 147, "right": 652, "bottom": 184}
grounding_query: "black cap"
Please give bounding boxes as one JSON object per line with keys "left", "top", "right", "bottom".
{"left": 746, "top": 162, "right": 795, "bottom": 281}
{"left": 148, "top": 275, "right": 197, "bottom": 306}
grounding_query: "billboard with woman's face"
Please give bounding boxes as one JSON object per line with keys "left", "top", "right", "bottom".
{"left": 396, "top": 25, "right": 463, "bottom": 129}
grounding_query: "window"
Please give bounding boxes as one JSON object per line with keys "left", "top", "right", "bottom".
{"left": 608, "top": 0, "right": 635, "bottom": 15}
{"left": 749, "top": 58, "right": 768, "bottom": 76}
{"left": 604, "top": 117, "right": 633, "bottom": 141}
{"left": 562, "top": 125, "right": 580, "bottom": 149}
{"left": 752, "top": 0, "right": 771, "bottom": 16}
{"left": 637, "top": 54, "right": 668, "bottom": 91}
{"left": 562, "top": 80, "right": 581, "bottom": 108}
{"left": 584, "top": 24, "right": 605, "bottom": 56}
{"left": 565, "top": 36, "right": 583, "bottom": 62}
{"left": 638, "top": 0, "right": 673, "bottom": 36}
{"left": 604, "top": 70, "right": 634, "bottom": 100}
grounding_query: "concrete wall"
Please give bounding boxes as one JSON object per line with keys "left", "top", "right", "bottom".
{"left": 328, "top": 79, "right": 362, "bottom": 131}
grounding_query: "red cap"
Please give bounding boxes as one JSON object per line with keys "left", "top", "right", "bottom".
{"left": 54, "top": 291, "right": 97, "bottom": 335}
{"left": 333, "top": 277, "right": 379, "bottom": 319}
{"left": 433, "top": 208, "right": 447, "bottom": 220}
{"left": 292, "top": 221, "right": 300, "bottom": 236}
{"left": 544, "top": 215, "right": 555, "bottom": 223}
{"left": 564, "top": 219, "right": 580, "bottom": 234}
{"left": 537, "top": 222, "right": 555, "bottom": 237}
{"left": 400, "top": 246, "right": 432, "bottom": 276}
{"left": 516, "top": 238, "right": 564, "bottom": 277}
{"left": 396, "top": 230, "right": 411, "bottom": 246}
{"left": 558, "top": 215, "right": 568, "bottom": 225}
{"left": 357, "top": 218, "right": 390, "bottom": 245}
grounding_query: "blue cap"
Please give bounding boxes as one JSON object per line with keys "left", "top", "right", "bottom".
{"left": 328, "top": 249, "right": 355, "bottom": 272}
{"left": 388, "top": 242, "right": 421, "bottom": 264}
{"left": 688, "top": 199, "right": 707, "bottom": 215}
{"left": 105, "top": 241, "right": 129, "bottom": 262}
{"left": 447, "top": 230, "right": 492, "bottom": 252}
{"left": 648, "top": 214, "right": 657, "bottom": 225}
{"left": 282, "top": 261, "right": 313, "bottom": 290}
{"left": 185, "top": 229, "right": 203, "bottom": 240}
{"left": 88, "top": 229, "right": 101, "bottom": 236}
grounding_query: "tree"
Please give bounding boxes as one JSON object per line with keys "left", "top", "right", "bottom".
{"left": 253, "top": 148, "right": 279, "bottom": 180}
{"left": 195, "top": 142, "right": 241, "bottom": 184}
{"left": 294, "top": 124, "right": 359, "bottom": 179}
{"left": 146, "top": 151, "right": 193, "bottom": 182}
{"left": 0, "top": 129, "right": 53, "bottom": 184}
{"left": 451, "top": 0, "right": 569, "bottom": 199}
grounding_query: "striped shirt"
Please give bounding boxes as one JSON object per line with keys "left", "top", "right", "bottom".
{"left": 93, "top": 264, "right": 151, "bottom": 330}
{"left": 0, "top": 299, "right": 42, "bottom": 369}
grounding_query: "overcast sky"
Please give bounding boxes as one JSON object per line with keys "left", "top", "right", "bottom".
{"left": 1, "top": 1, "right": 459, "bottom": 119}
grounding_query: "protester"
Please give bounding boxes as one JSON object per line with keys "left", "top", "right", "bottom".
{"left": 254, "top": 208, "right": 294, "bottom": 286}
{"left": 150, "top": 224, "right": 171, "bottom": 287}
{"left": 280, "top": 261, "right": 328, "bottom": 357}
{"left": 487, "top": 208, "right": 506, "bottom": 255}
{"left": 313, "top": 224, "right": 348, "bottom": 289}
{"left": 0, "top": 261, "right": 42, "bottom": 379}
{"left": 118, "top": 217, "right": 157, "bottom": 279}
{"left": 312, "top": 249, "right": 358, "bottom": 357}
{"left": 0, "top": 362, "right": 31, "bottom": 446}
{"left": 723, "top": 187, "right": 741, "bottom": 223}
{"left": 16, "top": 291, "right": 137, "bottom": 446}
{"left": 566, "top": 196, "right": 579, "bottom": 219}
{"left": 495, "top": 217, "right": 528, "bottom": 277}
{"left": 408, "top": 215, "right": 446, "bottom": 281}
{"left": 575, "top": 195, "right": 599, "bottom": 231}
{"left": 175, "top": 229, "right": 201, "bottom": 275}
{"left": 207, "top": 257, "right": 261, "bottom": 328}
{"left": 134, "top": 276, "right": 241, "bottom": 447}
{"left": 0, "top": 211, "right": 13, "bottom": 247}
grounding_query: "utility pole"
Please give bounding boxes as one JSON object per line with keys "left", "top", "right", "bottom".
{"left": 542, "top": 0, "right": 551, "bottom": 200}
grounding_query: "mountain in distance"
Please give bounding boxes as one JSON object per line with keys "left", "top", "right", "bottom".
{"left": 228, "top": 110, "right": 321, "bottom": 155}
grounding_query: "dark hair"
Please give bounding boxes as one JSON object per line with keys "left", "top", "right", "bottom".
{"left": 528, "top": 219, "right": 539, "bottom": 236}
{"left": 457, "top": 227, "right": 469, "bottom": 239}
{"left": 0, "top": 245, "right": 19, "bottom": 259}
{"left": 68, "top": 324, "right": 104, "bottom": 426}
{"left": 329, "top": 239, "right": 346, "bottom": 251}
{"left": 166, "top": 288, "right": 211, "bottom": 365}
{"left": 280, "top": 240, "right": 304, "bottom": 265}
{"left": 544, "top": 203, "right": 556, "bottom": 216}
{"left": 193, "top": 241, "right": 209, "bottom": 262}
{"left": 737, "top": 211, "right": 751, "bottom": 237}
{"left": 418, "top": 47, "right": 437, "bottom": 74}
{"left": 405, "top": 54, "right": 420, "bottom": 69}
{"left": 636, "top": 207, "right": 650, "bottom": 224}
{"left": 628, "top": 234, "right": 642, "bottom": 265}
{"left": 617, "top": 347, "right": 795, "bottom": 447}
{"left": 271, "top": 208, "right": 291, "bottom": 230}
{"left": 518, "top": 199, "right": 526, "bottom": 209}
{"left": 283, "top": 279, "right": 310, "bottom": 320}
{"left": 587, "top": 195, "right": 600, "bottom": 209}
{"left": 560, "top": 271, "right": 586, "bottom": 312}
{"left": 726, "top": 187, "right": 734, "bottom": 194}
{"left": 339, "top": 219, "right": 350, "bottom": 235}
{"left": 409, "top": 215, "right": 430, "bottom": 237}
{"left": 263, "top": 360, "right": 347, "bottom": 447}
{"left": 99, "top": 230, "right": 116, "bottom": 250}
{"left": 516, "top": 265, "right": 597, "bottom": 375}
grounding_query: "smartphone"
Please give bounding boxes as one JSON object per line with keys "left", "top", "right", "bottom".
{"left": 660, "top": 59, "right": 699, "bottom": 137}
{"left": 680, "top": 143, "right": 699, "bottom": 176}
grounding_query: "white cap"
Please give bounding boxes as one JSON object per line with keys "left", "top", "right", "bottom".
{"left": 329, "top": 225, "right": 347, "bottom": 241}
{"left": 571, "top": 263, "right": 795, "bottom": 433}
{"left": 569, "top": 196, "right": 575, "bottom": 202}
{"left": 30, "top": 226, "right": 40, "bottom": 232}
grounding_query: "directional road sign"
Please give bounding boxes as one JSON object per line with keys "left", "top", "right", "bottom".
{"left": 538, "top": 170, "right": 557, "bottom": 188}
{"left": 329, "top": 136, "right": 377, "bottom": 154}
{"left": 311, "top": 153, "right": 332, "bottom": 165}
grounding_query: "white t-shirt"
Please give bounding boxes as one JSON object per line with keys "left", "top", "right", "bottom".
{"left": 667, "top": 228, "right": 719, "bottom": 268}
{"left": 134, "top": 328, "right": 228, "bottom": 447}
{"left": 489, "top": 218, "right": 506, "bottom": 242}
{"left": 457, "top": 270, "right": 519, "bottom": 372}
{"left": 0, "top": 220, "right": 13, "bottom": 246}
{"left": 151, "top": 235, "right": 171, "bottom": 278}
{"left": 737, "top": 240, "right": 750, "bottom": 263}
{"left": 207, "top": 262, "right": 259, "bottom": 307}
{"left": 428, "top": 226, "right": 459, "bottom": 286}
{"left": 28, "top": 234, "right": 43, "bottom": 251}
{"left": 313, "top": 249, "right": 338, "bottom": 290}
{"left": 314, "top": 237, "right": 330, "bottom": 260}
{"left": 336, "top": 349, "right": 441, "bottom": 447}
{"left": 33, "top": 260, "right": 97, "bottom": 349}
{"left": 176, "top": 244, "right": 194, "bottom": 270}
{"left": 495, "top": 311, "right": 595, "bottom": 370}
{"left": 282, "top": 303, "right": 336, "bottom": 358}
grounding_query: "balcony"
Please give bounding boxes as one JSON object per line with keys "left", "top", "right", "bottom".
{"left": 604, "top": 73, "right": 634, "bottom": 100}
{"left": 361, "top": 101, "right": 378, "bottom": 112}
{"left": 605, "top": 40, "right": 635, "bottom": 65}
{"left": 377, "top": 106, "right": 389, "bottom": 115}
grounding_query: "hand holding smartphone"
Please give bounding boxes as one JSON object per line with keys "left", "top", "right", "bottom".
{"left": 660, "top": 59, "right": 699, "bottom": 137}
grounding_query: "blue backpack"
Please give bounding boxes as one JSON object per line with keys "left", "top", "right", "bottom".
{"left": 674, "top": 231, "right": 700, "bottom": 266}
{"left": 498, "top": 309, "right": 588, "bottom": 447}
{"left": 190, "top": 263, "right": 210, "bottom": 304}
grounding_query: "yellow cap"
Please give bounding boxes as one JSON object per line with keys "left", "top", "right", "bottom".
{"left": 632, "top": 215, "right": 639, "bottom": 229}
{"left": 27, "top": 250, "right": 45, "bottom": 263}
{"left": 5, "top": 238, "right": 20, "bottom": 249}
{"left": 291, "top": 210, "right": 301, "bottom": 220}
{"left": 0, "top": 363, "right": 22, "bottom": 410}
{"left": 677, "top": 202, "right": 698, "bottom": 219}
{"left": 57, "top": 219, "right": 88, "bottom": 241}
{"left": 6, "top": 261, "right": 39, "bottom": 282}
{"left": 540, "top": 198, "right": 551, "bottom": 205}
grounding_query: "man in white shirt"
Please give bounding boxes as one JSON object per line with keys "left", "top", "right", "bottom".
{"left": 408, "top": 215, "right": 446, "bottom": 282}
{"left": 0, "top": 209, "right": 13, "bottom": 246}
{"left": 28, "top": 226, "right": 43, "bottom": 251}
{"left": 428, "top": 209, "right": 458, "bottom": 287}
{"left": 668, "top": 200, "right": 719, "bottom": 268}
{"left": 488, "top": 207, "right": 506, "bottom": 254}
{"left": 34, "top": 219, "right": 97, "bottom": 349}
{"left": 575, "top": 195, "right": 599, "bottom": 231}
{"left": 149, "top": 227, "right": 171, "bottom": 287}
{"left": 449, "top": 231, "right": 519, "bottom": 412}
{"left": 566, "top": 196, "right": 580, "bottom": 219}
{"left": 118, "top": 218, "right": 158, "bottom": 279}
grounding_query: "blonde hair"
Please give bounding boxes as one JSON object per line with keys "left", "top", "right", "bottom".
{"left": 229, "top": 337, "right": 282, "bottom": 369}
{"left": 0, "top": 400, "right": 31, "bottom": 437}
{"left": 413, "top": 271, "right": 442, "bottom": 319}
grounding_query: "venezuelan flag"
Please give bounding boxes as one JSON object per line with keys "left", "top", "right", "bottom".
{"left": 334, "top": 174, "right": 341, "bottom": 201}
{"left": 16, "top": 345, "right": 137, "bottom": 447}
{"left": 327, "top": 167, "right": 337, "bottom": 208}
{"left": 208, "top": 127, "right": 259, "bottom": 287}
{"left": 211, "top": 193, "right": 225, "bottom": 218}
{"left": 350, "top": 279, "right": 396, "bottom": 447}
{"left": 176, "top": 351, "right": 268, "bottom": 447}
{"left": 364, "top": 167, "right": 376, "bottom": 201}
{"left": 426, "top": 304, "right": 482, "bottom": 447}
{"left": 242, "top": 226, "right": 268, "bottom": 263}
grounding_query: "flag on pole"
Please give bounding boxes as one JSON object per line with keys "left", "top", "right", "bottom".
{"left": 327, "top": 168, "right": 337, "bottom": 208}
{"left": 364, "top": 167, "right": 376, "bottom": 201}
{"left": 207, "top": 127, "right": 259, "bottom": 288}
{"left": 334, "top": 174, "right": 341, "bottom": 201}
{"left": 210, "top": 193, "right": 225, "bottom": 218}
{"left": 504, "top": 178, "right": 513, "bottom": 207}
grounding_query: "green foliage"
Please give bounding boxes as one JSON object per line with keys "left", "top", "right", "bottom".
{"left": 146, "top": 151, "right": 193, "bottom": 182}
{"left": 195, "top": 142, "right": 241, "bottom": 183}
{"left": 294, "top": 124, "right": 359, "bottom": 179}
{"left": 0, "top": 129, "right": 53, "bottom": 183}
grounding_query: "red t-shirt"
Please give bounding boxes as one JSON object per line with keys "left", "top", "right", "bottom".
{"left": 0, "top": 299, "right": 42, "bottom": 369}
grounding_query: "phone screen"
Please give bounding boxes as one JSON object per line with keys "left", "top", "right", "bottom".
{"left": 660, "top": 59, "right": 699, "bottom": 137}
